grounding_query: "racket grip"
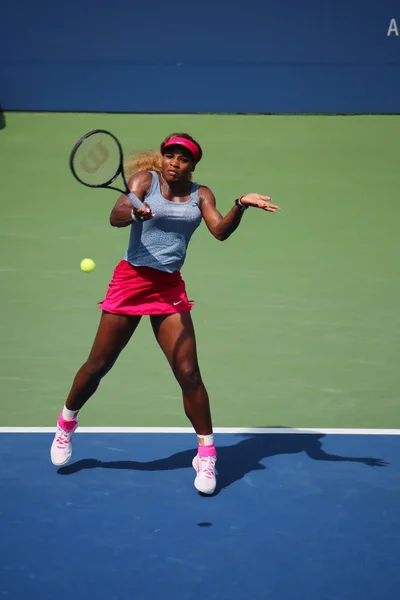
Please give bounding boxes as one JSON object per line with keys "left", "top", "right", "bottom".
{"left": 127, "top": 192, "right": 145, "bottom": 210}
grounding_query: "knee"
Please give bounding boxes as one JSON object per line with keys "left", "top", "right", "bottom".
{"left": 175, "top": 364, "right": 203, "bottom": 390}
{"left": 83, "top": 357, "right": 115, "bottom": 380}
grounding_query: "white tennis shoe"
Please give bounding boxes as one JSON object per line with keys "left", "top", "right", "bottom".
{"left": 192, "top": 454, "right": 217, "bottom": 495}
{"left": 50, "top": 415, "right": 78, "bottom": 466}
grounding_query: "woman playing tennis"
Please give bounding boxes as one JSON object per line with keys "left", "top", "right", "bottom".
{"left": 50, "top": 132, "right": 280, "bottom": 494}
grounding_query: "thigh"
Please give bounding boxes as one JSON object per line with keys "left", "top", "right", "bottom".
{"left": 150, "top": 312, "right": 199, "bottom": 373}
{"left": 87, "top": 311, "right": 142, "bottom": 364}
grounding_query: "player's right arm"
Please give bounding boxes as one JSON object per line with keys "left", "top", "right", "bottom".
{"left": 109, "top": 171, "right": 154, "bottom": 227}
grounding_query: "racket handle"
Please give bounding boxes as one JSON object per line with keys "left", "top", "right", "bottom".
{"left": 127, "top": 192, "right": 145, "bottom": 210}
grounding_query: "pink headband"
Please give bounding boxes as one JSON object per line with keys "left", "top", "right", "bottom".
{"left": 162, "top": 137, "right": 201, "bottom": 164}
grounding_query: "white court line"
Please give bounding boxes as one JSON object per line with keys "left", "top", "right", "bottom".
{"left": 0, "top": 427, "right": 400, "bottom": 435}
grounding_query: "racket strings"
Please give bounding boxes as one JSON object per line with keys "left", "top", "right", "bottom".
{"left": 71, "top": 131, "right": 122, "bottom": 187}
{"left": 80, "top": 141, "right": 110, "bottom": 174}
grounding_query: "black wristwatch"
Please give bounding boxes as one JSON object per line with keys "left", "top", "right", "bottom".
{"left": 235, "top": 197, "right": 248, "bottom": 212}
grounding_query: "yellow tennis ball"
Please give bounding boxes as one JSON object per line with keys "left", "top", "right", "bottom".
{"left": 80, "top": 258, "right": 96, "bottom": 273}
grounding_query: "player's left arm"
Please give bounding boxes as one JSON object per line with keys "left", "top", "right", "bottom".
{"left": 199, "top": 186, "right": 280, "bottom": 241}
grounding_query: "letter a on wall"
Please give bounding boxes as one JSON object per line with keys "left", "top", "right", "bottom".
{"left": 387, "top": 18, "right": 399, "bottom": 36}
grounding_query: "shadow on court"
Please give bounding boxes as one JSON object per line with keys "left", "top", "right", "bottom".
{"left": 0, "top": 106, "right": 5, "bottom": 130}
{"left": 58, "top": 431, "right": 388, "bottom": 494}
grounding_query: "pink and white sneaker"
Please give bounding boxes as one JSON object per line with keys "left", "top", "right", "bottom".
{"left": 192, "top": 454, "right": 217, "bottom": 495}
{"left": 50, "top": 415, "right": 78, "bottom": 466}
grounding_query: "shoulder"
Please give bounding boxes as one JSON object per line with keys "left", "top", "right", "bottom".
{"left": 128, "top": 170, "right": 154, "bottom": 194}
{"left": 198, "top": 185, "right": 216, "bottom": 205}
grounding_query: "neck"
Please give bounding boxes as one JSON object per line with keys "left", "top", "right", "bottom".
{"left": 160, "top": 174, "right": 192, "bottom": 195}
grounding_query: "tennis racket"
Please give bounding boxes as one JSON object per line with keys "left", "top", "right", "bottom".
{"left": 69, "top": 129, "right": 145, "bottom": 210}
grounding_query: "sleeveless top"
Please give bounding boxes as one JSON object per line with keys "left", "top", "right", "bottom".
{"left": 124, "top": 171, "right": 203, "bottom": 273}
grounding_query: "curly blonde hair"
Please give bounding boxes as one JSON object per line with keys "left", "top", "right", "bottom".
{"left": 124, "top": 150, "right": 162, "bottom": 178}
{"left": 124, "top": 132, "right": 202, "bottom": 179}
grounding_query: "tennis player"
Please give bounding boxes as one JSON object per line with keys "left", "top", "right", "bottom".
{"left": 50, "top": 132, "right": 280, "bottom": 494}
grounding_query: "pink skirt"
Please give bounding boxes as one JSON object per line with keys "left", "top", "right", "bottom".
{"left": 98, "top": 260, "right": 193, "bottom": 316}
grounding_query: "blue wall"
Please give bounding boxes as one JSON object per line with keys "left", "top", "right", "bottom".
{"left": 1, "top": 0, "right": 399, "bottom": 113}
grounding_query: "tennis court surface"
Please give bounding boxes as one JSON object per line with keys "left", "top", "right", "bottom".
{"left": 1, "top": 429, "right": 400, "bottom": 599}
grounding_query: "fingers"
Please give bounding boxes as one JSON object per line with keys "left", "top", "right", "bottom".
{"left": 254, "top": 199, "right": 280, "bottom": 212}
{"left": 262, "top": 202, "right": 280, "bottom": 212}
{"left": 134, "top": 202, "right": 154, "bottom": 221}
{"left": 254, "top": 196, "right": 280, "bottom": 211}
{"left": 135, "top": 210, "right": 153, "bottom": 221}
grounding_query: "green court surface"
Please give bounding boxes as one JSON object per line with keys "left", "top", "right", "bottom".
{"left": 0, "top": 112, "right": 399, "bottom": 428}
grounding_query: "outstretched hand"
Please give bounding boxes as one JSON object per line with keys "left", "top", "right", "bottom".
{"left": 240, "top": 193, "right": 280, "bottom": 213}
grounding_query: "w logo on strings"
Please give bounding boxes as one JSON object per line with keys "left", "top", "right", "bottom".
{"left": 81, "top": 142, "right": 109, "bottom": 173}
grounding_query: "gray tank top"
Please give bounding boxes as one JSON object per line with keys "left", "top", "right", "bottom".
{"left": 124, "top": 171, "right": 203, "bottom": 273}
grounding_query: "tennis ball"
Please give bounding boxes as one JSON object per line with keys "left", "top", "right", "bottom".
{"left": 80, "top": 258, "right": 96, "bottom": 273}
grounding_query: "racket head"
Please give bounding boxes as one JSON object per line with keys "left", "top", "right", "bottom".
{"left": 69, "top": 129, "right": 129, "bottom": 192}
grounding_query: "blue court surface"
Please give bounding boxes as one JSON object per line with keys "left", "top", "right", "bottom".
{"left": 1, "top": 431, "right": 400, "bottom": 600}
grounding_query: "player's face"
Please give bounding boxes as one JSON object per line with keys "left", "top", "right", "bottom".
{"left": 162, "top": 146, "right": 194, "bottom": 183}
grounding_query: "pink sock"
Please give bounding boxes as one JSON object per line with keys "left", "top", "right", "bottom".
{"left": 58, "top": 414, "right": 78, "bottom": 431}
{"left": 198, "top": 444, "right": 217, "bottom": 458}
